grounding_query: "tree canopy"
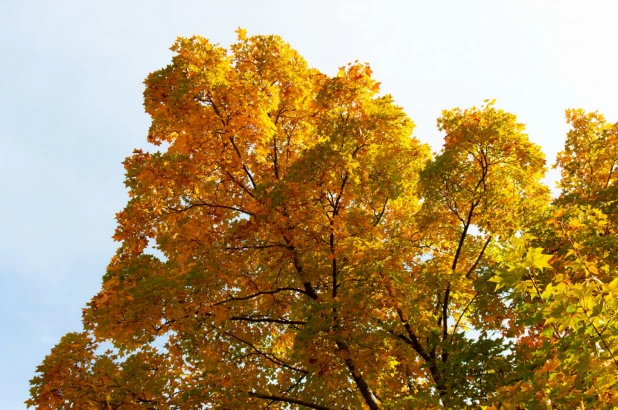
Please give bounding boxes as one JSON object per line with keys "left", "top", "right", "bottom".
{"left": 27, "top": 31, "right": 618, "bottom": 409}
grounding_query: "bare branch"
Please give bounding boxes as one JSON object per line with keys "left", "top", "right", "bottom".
{"left": 336, "top": 340, "right": 380, "bottom": 410}
{"left": 249, "top": 392, "right": 334, "bottom": 410}
{"left": 212, "top": 288, "right": 307, "bottom": 306}
{"left": 164, "top": 202, "right": 254, "bottom": 217}
{"left": 225, "top": 332, "right": 307, "bottom": 374}
{"left": 465, "top": 236, "right": 492, "bottom": 279}
{"left": 230, "top": 316, "right": 306, "bottom": 325}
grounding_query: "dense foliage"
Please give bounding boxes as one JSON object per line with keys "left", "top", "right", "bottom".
{"left": 28, "top": 31, "right": 618, "bottom": 409}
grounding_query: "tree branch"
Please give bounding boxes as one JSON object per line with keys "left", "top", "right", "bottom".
{"left": 230, "top": 316, "right": 306, "bottom": 326}
{"left": 396, "top": 309, "right": 447, "bottom": 397}
{"left": 249, "top": 392, "right": 333, "bottom": 410}
{"left": 451, "top": 293, "right": 478, "bottom": 340}
{"left": 465, "top": 236, "right": 492, "bottom": 279}
{"left": 395, "top": 309, "right": 431, "bottom": 362}
{"left": 164, "top": 202, "right": 254, "bottom": 217}
{"left": 225, "top": 332, "right": 307, "bottom": 374}
{"left": 225, "top": 171, "right": 256, "bottom": 198}
{"left": 287, "top": 243, "right": 319, "bottom": 300}
{"left": 452, "top": 201, "right": 478, "bottom": 272}
{"left": 212, "top": 288, "right": 307, "bottom": 306}
{"left": 373, "top": 197, "right": 389, "bottom": 227}
{"left": 441, "top": 200, "right": 479, "bottom": 356}
{"left": 336, "top": 341, "right": 380, "bottom": 410}
{"left": 228, "top": 135, "right": 257, "bottom": 190}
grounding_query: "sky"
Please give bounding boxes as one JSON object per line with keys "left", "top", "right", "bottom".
{"left": 1, "top": 0, "right": 618, "bottom": 408}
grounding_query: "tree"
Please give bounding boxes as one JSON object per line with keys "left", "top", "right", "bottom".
{"left": 486, "top": 109, "right": 618, "bottom": 408}
{"left": 27, "top": 31, "right": 618, "bottom": 409}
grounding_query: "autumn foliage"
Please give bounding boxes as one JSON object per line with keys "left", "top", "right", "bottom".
{"left": 28, "top": 31, "right": 618, "bottom": 409}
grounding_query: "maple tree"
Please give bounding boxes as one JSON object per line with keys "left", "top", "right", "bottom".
{"left": 27, "top": 31, "right": 618, "bottom": 409}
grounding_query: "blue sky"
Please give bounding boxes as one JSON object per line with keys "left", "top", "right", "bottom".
{"left": 1, "top": 1, "right": 618, "bottom": 408}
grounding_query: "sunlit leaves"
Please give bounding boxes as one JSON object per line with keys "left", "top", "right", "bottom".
{"left": 27, "top": 31, "right": 618, "bottom": 409}
{"left": 489, "top": 203, "right": 618, "bottom": 408}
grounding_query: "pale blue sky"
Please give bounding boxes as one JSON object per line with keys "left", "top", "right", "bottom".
{"left": 2, "top": 1, "right": 618, "bottom": 408}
